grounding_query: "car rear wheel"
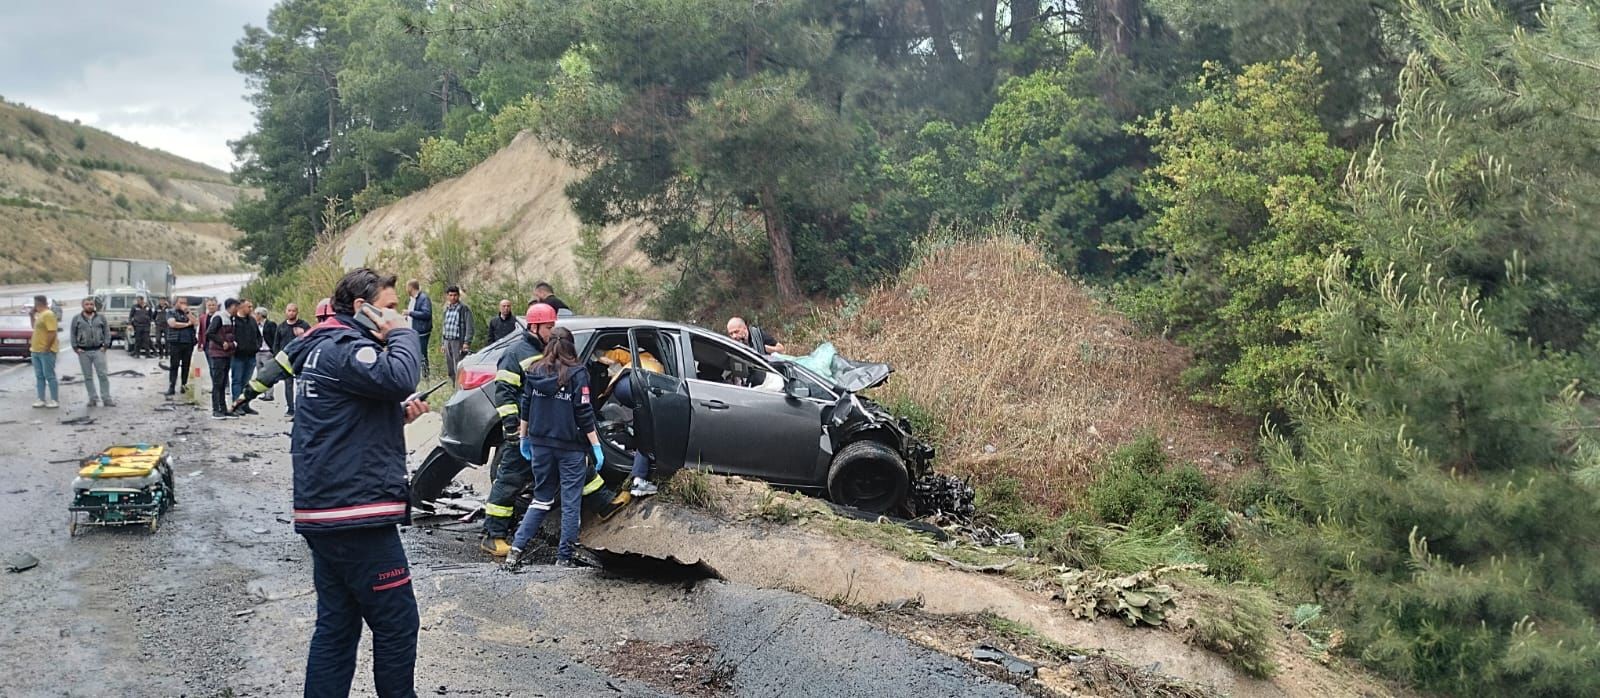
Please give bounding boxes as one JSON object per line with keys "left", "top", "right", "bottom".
{"left": 827, "top": 440, "right": 909, "bottom": 514}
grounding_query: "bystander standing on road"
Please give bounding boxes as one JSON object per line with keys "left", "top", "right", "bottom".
{"left": 440, "top": 285, "right": 473, "bottom": 381}
{"left": 163, "top": 296, "right": 198, "bottom": 397}
{"left": 29, "top": 295, "right": 59, "bottom": 409}
{"left": 529, "top": 281, "right": 572, "bottom": 315}
{"left": 279, "top": 302, "right": 311, "bottom": 418}
{"left": 253, "top": 307, "right": 279, "bottom": 403}
{"left": 154, "top": 298, "right": 170, "bottom": 359}
{"left": 129, "top": 296, "right": 155, "bottom": 358}
{"left": 291, "top": 268, "right": 426, "bottom": 697}
{"left": 71, "top": 297, "right": 113, "bottom": 407}
{"left": 406, "top": 279, "right": 433, "bottom": 377}
{"left": 231, "top": 300, "right": 261, "bottom": 410}
{"left": 486, "top": 298, "right": 517, "bottom": 344}
{"left": 206, "top": 298, "right": 238, "bottom": 420}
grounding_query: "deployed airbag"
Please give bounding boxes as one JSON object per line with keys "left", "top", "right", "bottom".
{"left": 777, "top": 342, "right": 892, "bottom": 392}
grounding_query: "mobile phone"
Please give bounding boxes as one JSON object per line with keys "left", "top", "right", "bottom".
{"left": 355, "top": 302, "right": 383, "bottom": 332}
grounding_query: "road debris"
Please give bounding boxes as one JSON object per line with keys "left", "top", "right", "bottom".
{"left": 927, "top": 552, "right": 1017, "bottom": 574}
{"left": 594, "top": 639, "right": 733, "bottom": 698}
{"left": 971, "top": 644, "right": 1038, "bottom": 678}
{"left": 59, "top": 414, "right": 95, "bottom": 426}
{"left": 6, "top": 552, "right": 39, "bottom": 573}
{"left": 107, "top": 369, "right": 145, "bottom": 377}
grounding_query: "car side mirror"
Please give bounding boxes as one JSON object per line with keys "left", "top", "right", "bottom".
{"left": 784, "top": 378, "right": 811, "bottom": 399}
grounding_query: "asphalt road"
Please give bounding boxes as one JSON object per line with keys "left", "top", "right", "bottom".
{"left": 0, "top": 334, "right": 1020, "bottom": 696}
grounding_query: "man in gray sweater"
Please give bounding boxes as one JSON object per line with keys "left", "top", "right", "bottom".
{"left": 71, "top": 296, "right": 114, "bottom": 407}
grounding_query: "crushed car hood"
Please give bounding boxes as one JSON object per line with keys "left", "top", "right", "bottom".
{"left": 777, "top": 342, "right": 892, "bottom": 392}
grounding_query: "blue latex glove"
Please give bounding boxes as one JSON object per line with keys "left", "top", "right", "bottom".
{"left": 519, "top": 436, "right": 532, "bottom": 462}
{"left": 592, "top": 443, "right": 605, "bottom": 473}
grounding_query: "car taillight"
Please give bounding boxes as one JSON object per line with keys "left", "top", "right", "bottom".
{"left": 457, "top": 366, "right": 494, "bottom": 390}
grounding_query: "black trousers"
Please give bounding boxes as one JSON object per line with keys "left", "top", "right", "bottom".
{"left": 167, "top": 343, "right": 194, "bottom": 391}
{"left": 417, "top": 333, "right": 431, "bottom": 377}
{"left": 132, "top": 326, "right": 152, "bottom": 357}
{"left": 482, "top": 444, "right": 534, "bottom": 539}
{"left": 302, "top": 526, "right": 418, "bottom": 698}
{"left": 209, "top": 356, "right": 230, "bottom": 412}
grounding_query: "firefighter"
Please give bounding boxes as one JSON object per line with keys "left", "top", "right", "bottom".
{"left": 289, "top": 270, "right": 427, "bottom": 697}
{"left": 229, "top": 299, "right": 335, "bottom": 415}
{"left": 479, "top": 302, "right": 556, "bottom": 557}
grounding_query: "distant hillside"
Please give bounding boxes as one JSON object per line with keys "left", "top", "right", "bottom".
{"left": 332, "top": 132, "right": 658, "bottom": 300}
{"left": 0, "top": 99, "right": 253, "bottom": 284}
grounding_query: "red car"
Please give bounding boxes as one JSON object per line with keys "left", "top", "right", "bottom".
{"left": 0, "top": 314, "right": 34, "bottom": 359}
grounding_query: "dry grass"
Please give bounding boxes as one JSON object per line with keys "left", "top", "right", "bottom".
{"left": 813, "top": 237, "right": 1253, "bottom": 512}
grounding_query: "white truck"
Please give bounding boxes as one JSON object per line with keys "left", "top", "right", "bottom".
{"left": 88, "top": 257, "right": 175, "bottom": 347}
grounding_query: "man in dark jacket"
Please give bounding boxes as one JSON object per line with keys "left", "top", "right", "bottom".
{"left": 206, "top": 298, "right": 238, "bottom": 419}
{"left": 406, "top": 279, "right": 432, "bottom": 377}
{"left": 128, "top": 296, "right": 155, "bottom": 358}
{"left": 72, "top": 297, "right": 113, "bottom": 407}
{"left": 292, "top": 268, "right": 427, "bottom": 698}
{"left": 163, "top": 296, "right": 199, "bottom": 396}
{"left": 486, "top": 298, "right": 517, "bottom": 344}
{"left": 529, "top": 281, "right": 572, "bottom": 315}
{"left": 252, "top": 307, "right": 280, "bottom": 403}
{"left": 154, "top": 299, "right": 171, "bottom": 358}
{"left": 231, "top": 300, "right": 262, "bottom": 410}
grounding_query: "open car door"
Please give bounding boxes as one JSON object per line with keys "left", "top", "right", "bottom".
{"left": 630, "top": 327, "right": 690, "bottom": 473}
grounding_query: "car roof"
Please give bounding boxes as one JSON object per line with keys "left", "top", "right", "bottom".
{"left": 555, "top": 316, "right": 711, "bottom": 335}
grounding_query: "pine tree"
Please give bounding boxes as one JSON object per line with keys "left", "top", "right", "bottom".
{"left": 1268, "top": 2, "right": 1600, "bottom": 693}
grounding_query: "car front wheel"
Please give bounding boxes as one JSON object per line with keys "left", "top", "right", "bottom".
{"left": 827, "top": 440, "right": 909, "bottom": 514}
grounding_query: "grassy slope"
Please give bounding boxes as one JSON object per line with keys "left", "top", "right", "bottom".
{"left": 0, "top": 100, "right": 252, "bottom": 283}
{"left": 813, "top": 237, "right": 1255, "bottom": 511}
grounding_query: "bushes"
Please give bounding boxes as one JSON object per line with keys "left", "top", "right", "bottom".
{"left": 1085, "top": 435, "right": 1230, "bottom": 545}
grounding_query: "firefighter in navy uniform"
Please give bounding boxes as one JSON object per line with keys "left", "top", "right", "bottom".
{"left": 480, "top": 302, "right": 557, "bottom": 557}
{"left": 289, "top": 270, "right": 429, "bottom": 698}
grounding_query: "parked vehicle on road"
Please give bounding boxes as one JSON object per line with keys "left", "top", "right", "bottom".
{"left": 0, "top": 312, "right": 34, "bottom": 359}
{"left": 417, "top": 316, "right": 937, "bottom": 514}
{"left": 91, "top": 287, "right": 150, "bottom": 347}
{"left": 88, "top": 257, "right": 174, "bottom": 300}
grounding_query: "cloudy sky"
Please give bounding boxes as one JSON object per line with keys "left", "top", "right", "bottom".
{"left": 0, "top": 0, "right": 278, "bottom": 172}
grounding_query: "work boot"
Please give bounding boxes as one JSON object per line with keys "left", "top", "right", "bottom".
{"left": 504, "top": 547, "right": 526, "bottom": 569}
{"left": 259, "top": 394, "right": 274, "bottom": 402}
{"left": 238, "top": 404, "right": 259, "bottom": 416}
{"left": 481, "top": 537, "right": 511, "bottom": 557}
{"left": 630, "top": 478, "right": 659, "bottom": 497}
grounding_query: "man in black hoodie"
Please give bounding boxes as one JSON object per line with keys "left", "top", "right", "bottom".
{"left": 231, "top": 300, "right": 262, "bottom": 412}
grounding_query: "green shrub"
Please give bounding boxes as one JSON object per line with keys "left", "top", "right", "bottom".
{"left": 1179, "top": 576, "right": 1277, "bottom": 677}
{"left": 72, "top": 132, "right": 86, "bottom": 150}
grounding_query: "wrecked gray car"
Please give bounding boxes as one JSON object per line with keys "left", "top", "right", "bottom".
{"left": 415, "top": 317, "right": 938, "bottom": 514}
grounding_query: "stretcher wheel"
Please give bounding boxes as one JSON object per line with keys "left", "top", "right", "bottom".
{"left": 67, "top": 512, "right": 78, "bottom": 538}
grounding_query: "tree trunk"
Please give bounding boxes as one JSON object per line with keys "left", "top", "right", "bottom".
{"left": 1093, "top": 0, "right": 1140, "bottom": 58}
{"left": 1012, "top": 0, "right": 1039, "bottom": 45}
{"left": 921, "top": 0, "right": 962, "bottom": 68}
{"left": 757, "top": 181, "right": 802, "bottom": 306}
{"left": 440, "top": 71, "right": 452, "bottom": 124}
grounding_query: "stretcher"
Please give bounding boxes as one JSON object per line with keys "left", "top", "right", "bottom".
{"left": 68, "top": 444, "right": 175, "bottom": 535}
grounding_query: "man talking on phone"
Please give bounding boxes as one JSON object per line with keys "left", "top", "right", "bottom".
{"left": 288, "top": 268, "right": 428, "bottom": 698}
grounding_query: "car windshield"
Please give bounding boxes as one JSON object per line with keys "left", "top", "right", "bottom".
{"left": 0, "top": 315, "right": 31, "bottom": 330}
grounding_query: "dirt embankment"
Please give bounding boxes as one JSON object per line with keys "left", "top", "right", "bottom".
{"left": 579, "top": 478, "right": 1395, "bottom": 698}
{"left": 815, "top": 238, "right": 1255, "bottom": 509}
{"left": 331, "top": 132, "right": 659, "bottom": 296}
